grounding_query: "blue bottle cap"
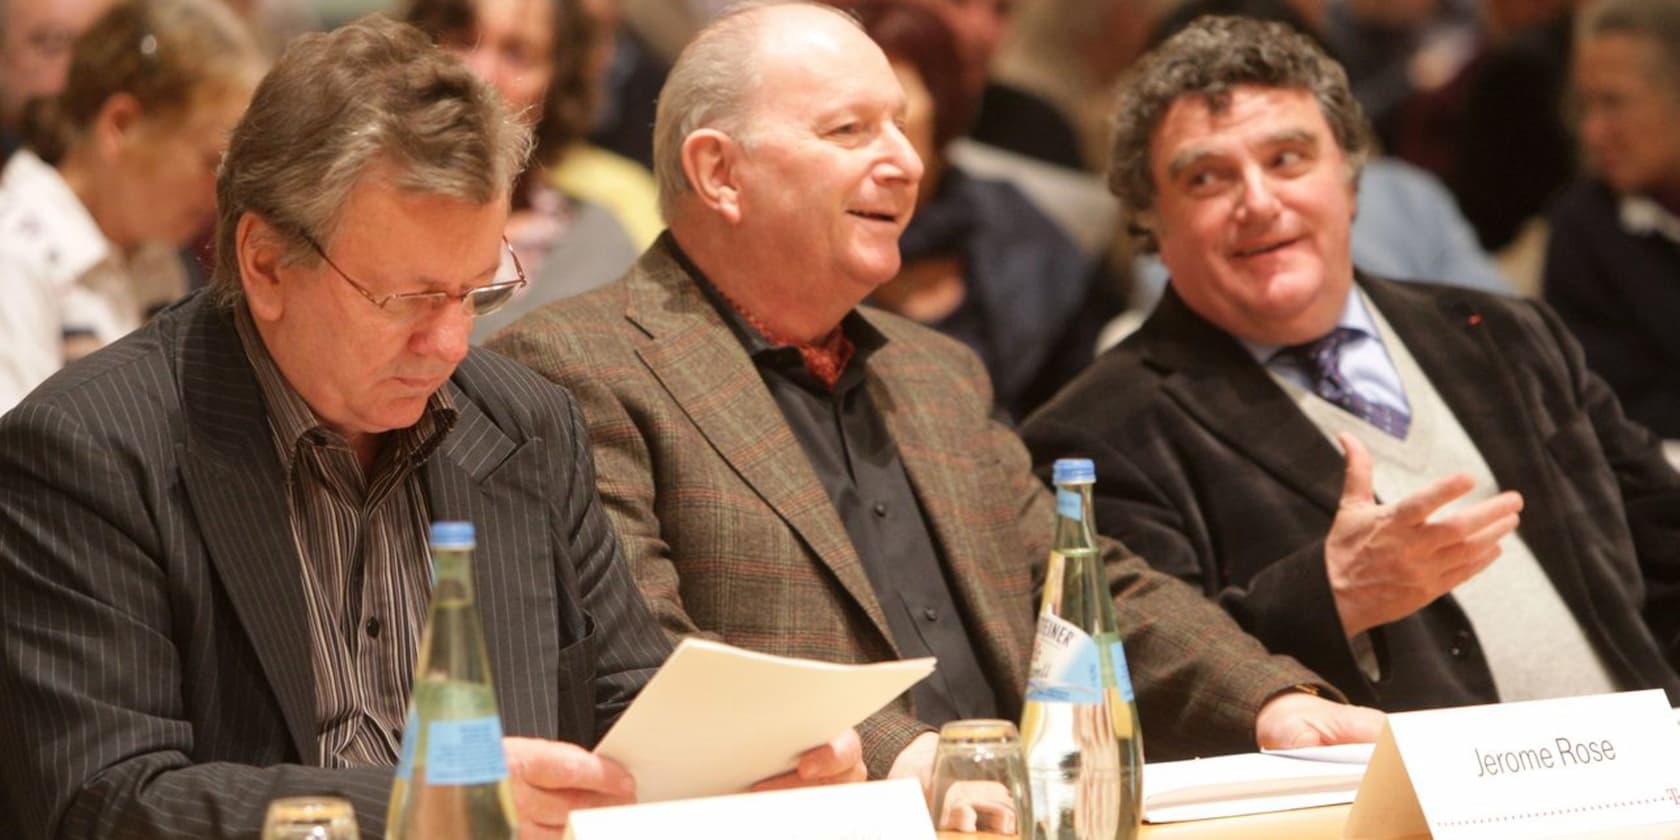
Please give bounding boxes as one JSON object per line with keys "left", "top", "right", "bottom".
{"left": 1052, "top": 458, "right": 1095, "bottom": 484}
{"left": 429, "top": 521, "right": 476, "bottom": 548}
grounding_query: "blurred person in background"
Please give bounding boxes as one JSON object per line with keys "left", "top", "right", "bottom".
{"left": 922, "top": 0, "right": 1084, "bottom": 170}
{"left": 0, "top": 0, "right": 263, "bottom": 411}
{"left": 403, "top": 0, "right": 659, "bottom": 340}
{"left": 1544, "top": 0, "right": 1680, "bottom": 442}
{"left": 1383, "top": 0, "right": 1581, "bottom": 254}
{"left": 582, "top": 0, "right": 668, "bottom": 169}
{"left": 0, "top": 0, "right": 112, "bottom": 160}
{"left": 845, "top": 0, "right": 1118, "bottom": 422}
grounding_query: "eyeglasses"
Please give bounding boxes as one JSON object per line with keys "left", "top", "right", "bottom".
{"left": 302, "top": 233, "right": 527, "bottom": 320}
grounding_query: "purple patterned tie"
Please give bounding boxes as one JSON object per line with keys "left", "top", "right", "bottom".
{"left": 1278, "top": 327, "right": 1411, "bottom": 439}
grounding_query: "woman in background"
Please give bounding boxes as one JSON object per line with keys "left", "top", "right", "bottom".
{"left": 846, "top": 0, "right": 1119, "bottom": 422}
{"left": 0, "top": 0, "right": 263, "bottom": 411}
{"left": 404, "top": 0, "right": 657, "bottom": 341}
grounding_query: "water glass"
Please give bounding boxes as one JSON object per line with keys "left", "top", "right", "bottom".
{"left": 929, "top": 719, "right": 1032, "bottom": 837}
{"left": 261, "top": 796, "right": 361, "bottom": 840}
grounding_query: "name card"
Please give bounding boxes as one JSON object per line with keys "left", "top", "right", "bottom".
{"left": 564, "top": 778, "right": 935, "bottom": 840}
{"left": 1346, "top": 690, "right": 1680, "bottom": 840}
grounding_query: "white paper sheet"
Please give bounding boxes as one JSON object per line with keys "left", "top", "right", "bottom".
{"left": 565, "top": 778, "right": 935, "bottom": 840}
{"left": 1143, "top": 746, "right": 1370, "bottom": 823}
{"left": 594, "top": 638, "right": 936, "bottom": 802}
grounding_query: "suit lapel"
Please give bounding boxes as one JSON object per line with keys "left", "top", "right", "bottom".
{"left": 622, "top": 244, "right": 897, "bottom": 650}
{"left": 1364, "top": 280, "right": 1601, "bottom": 618}
{"left": 423, "top": 383, "right": 560, "bottom": 740}
{"left": 176, "top": 302, "right": 318, "bottom": 764}
{"left": 1140, "top": 289, "right": 1347, "bottom": 514}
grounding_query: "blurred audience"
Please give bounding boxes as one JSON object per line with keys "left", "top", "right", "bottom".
{"left": 402, "top": 0, "right": 655, "bottom": 340}
{"left": 931, "top": 0, "right": 1084, "bottom": 171}
{"left": 582, "top": 0, "right": 668, "bottom": 169}
{"left": 1324, "top": 0, "right": 1481, "bottom": 131}
{"left": 1384, "top": 0, "right": 1581, "bottom": 252}
{"left": 0, "top": 0, "right": 112, "bottom": 160}
{"left": 0, "top": 0, "right": 263, "bottom": 411}
{"left": 994, "top": 0, "right": 1165, "bottom": 171}
{"left": 1544, "top": 0, "right": 1680, "bottom": 439}
{"left": 845, "top": 0, "right": 1117, "bottom": 422}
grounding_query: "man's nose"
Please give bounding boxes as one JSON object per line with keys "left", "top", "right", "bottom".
{"left": 879, "top": 123, "right": 925, "bottom": 185}
{"left": 414, "top": 303, "right": 473, "bottom": 367}
{"left": 1236, "top": 166, "right": 1283, "bottom": 222}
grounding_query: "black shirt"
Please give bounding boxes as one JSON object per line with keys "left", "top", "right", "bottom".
{"left": 672, "top": 240, "right": 1000, "bottom": 726}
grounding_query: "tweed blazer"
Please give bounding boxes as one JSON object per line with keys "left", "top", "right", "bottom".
{"left": 487, "top": 237, "right": 1330, "bottom": 775}
{"left": 0, "top": 292, "right": 670, "bottom": 840}
{"left": 1022, "top": 276, "right": 1680, "bottom": 711}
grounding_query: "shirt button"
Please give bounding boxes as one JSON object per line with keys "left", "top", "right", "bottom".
{"left": 365, "top": 616, "right": 382, "bottom": 639}
{"left": 1450, "top": 629, "right": 1473, "bottom": 658}
{"left": 873, "top": 502, "right": 889, "bottom": 517}
{"left": 922, "top": 607, "right": 939, "bottom": 622}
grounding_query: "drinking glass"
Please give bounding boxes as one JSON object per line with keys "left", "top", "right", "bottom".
{"left": 261, "top": 796, "right": 361, "bottom": 840}
{"left": 929, "top": 719, "right": 1032, "bottom": 838}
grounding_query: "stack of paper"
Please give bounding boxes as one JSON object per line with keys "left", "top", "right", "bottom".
{"left": 594, "top": 638, "right": 936, "bottom": 803}
{"left": 1143, "top": 744, "right": 1371, "bottom": 823}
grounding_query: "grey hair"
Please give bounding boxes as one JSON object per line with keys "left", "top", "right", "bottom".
{"left": 1108, "top": 15, "right": 1372, "bottom": 253}
{"left": 651, "top": 0, "right": 858, "bottom": 220}
{"left": 1579, "top": 0, "right": 1680, "bottom": 87}
{"left": 211, "top": 13, "right": 531, "bottom": 305}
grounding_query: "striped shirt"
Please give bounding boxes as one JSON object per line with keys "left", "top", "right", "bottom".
{"left": 235, "top": 308, "right": 456, "bottom": 768}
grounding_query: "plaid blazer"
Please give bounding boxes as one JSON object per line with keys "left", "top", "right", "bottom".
{"left": 1023, "top": 276, "right": 1680, "bottom": 711}
{"left": 488, "top": 237, "right": 1328, "bottom": 775}
{"left": 0, "top": 292, "right": 669, "bottom": 839}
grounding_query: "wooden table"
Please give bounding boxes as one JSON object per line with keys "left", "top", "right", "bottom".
{"left": 937, "top": 803, "right": 1350, "bottom": 840}
{"left": 1141, "top": 803, "right": 1349, "bottom": 839}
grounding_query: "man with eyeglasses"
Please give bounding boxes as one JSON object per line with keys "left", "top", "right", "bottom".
{"left": 0, "top": 15, "right": 862, "bottom": 840}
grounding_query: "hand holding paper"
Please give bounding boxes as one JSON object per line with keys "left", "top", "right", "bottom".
{"left": 749, "top": 728, "right": 867, "bottom": 791}
{"left": 594, "top": 638, "right": 935, "bottom": 802}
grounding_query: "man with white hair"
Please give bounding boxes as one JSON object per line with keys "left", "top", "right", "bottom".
{"left": 491, "top": 0, "right": 1383, "bottom": 785}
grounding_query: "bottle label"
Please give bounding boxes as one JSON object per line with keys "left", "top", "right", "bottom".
{"left": 1026, "top": 612, "right": 1136, "bottom": 703}
{"left": 1055, "top": 487, "right": 1082, "bottom": 520}
{"left": 1107, "top": 636, "right": 1137, "bottom": 703}
{"left": 394, "top": 708, "right": 419, "bottom": 781}
{"left": 423, "top": 716, "right": 509, "bottom": 786}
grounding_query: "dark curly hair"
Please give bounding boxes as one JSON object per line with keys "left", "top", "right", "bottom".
{"left": 1108, "top": 15, "right": 1372, "bottom": 252}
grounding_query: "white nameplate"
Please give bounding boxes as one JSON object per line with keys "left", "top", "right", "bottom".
{"left": 1346, "top": 690, "right": 1680, "bottom": 840}
{"left": 564, "top": 778, "right": 934, "bottom": 840}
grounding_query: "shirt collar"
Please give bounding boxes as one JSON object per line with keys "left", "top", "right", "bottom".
{"left": 233, "top": 304, "right": 457, "bottom": 471}
{"left": 666, "top": 232, "right": 889, "bottom": 379}
{"left": 0, "top": 149, "right": 116, "bottom": 281}
{"left": 1618, "top": 193, "right": 1680, "bottom": 244}
{"left": 1238, "top": 286, "right": 1379, "bottom": 366}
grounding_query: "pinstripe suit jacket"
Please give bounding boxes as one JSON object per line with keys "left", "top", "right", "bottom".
{"left": 0, "top": 291, "right": 670, "bottom": 839}
{"left": 487, "top": 237, "right": 1330, "bottom": 776}
{"left": 1022, "top": 276, "right": 1680, "bottom": 710}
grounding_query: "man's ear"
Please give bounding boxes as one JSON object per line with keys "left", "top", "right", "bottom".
{"left": 237, "top": 212, "right": 290, "bottom": 322}
{"left": 681, "top": 128, "right": 744, "bottom": 224}
{"left": 91, "top": 92, "right": 144, "bottom": 161}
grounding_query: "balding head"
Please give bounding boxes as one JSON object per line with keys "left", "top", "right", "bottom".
{"left": 651, "top": 0, "right": 862, "bottom": 220}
